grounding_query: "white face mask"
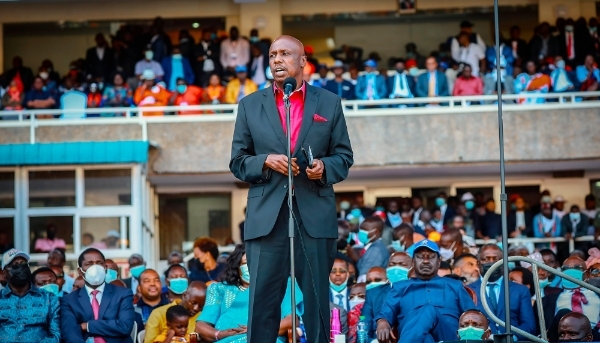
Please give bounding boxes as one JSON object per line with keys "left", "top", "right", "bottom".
{"left": 349, "top": 296, "right": 365, "bottom": 309}
{"left": 81, "top": 264, "right": 107, "bottom": 286}
{"left": 439, "top": 242, "right": 456, "bottom": 261}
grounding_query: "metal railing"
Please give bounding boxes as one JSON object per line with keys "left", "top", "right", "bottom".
{"left": 474, "top": 236, "right": 596, "bottom": 252}
{"left": 481, "top": 256, "right": 600, "bottom": 343}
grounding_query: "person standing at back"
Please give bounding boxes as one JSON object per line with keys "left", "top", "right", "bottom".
{"left": 229, "top": 35, "right": 353, "bottom": 343}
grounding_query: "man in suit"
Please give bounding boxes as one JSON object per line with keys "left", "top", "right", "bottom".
{"left": 416, "top": 56, "right": 449, "bottom": 104}
{"left": 362, "top": 266, "right": 391, "bottom": 340}
{"left": 535, "top": 256, "right": 600, "bottom": 341}
{"left": 329, "top": 258, "right": 351, "bottom": 311}
{"left": 387, "top": 59, "right": 415, "bottom": 104}
{"left": 355, "top": 59, "right": 387, "bottom": 101}
{"left": 229, "top": 35, "right": 353, "bottom": 343}
{"left": 469, "top": 244, "right": 537, "bottom": 339}
{"left": 323, "top": 60, "right": 355, "bottom": 100}
{"left": 123, "top": 254, "right": 145, "bottom": 295}
{"left": 194, "top": 30, "right": 220, "bottom": 87}
{"left": 60, "top": 248, "right": 135, "bottom": 343}
{"left": 357, "top": 216, "right": 390, "bottom": 279}
{"left": 558, "top": 18, "right": 592, "bottom": 69}
{"left": 376, "top": 239, "right": 476, "bottom": 342}
{"left": 85, "top": 33, "right": 116, "bottom": 82}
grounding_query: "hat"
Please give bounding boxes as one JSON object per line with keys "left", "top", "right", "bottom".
{"left": 411, "top": 239, "right": 440, "bottom": 256}
{"left": 460, "top": 20, "right": 474, "bottom": 28}
{"left": 405, "top": 59, "right": 418, "bottom": 69}
{"left": 554, "top": 195, "right": 565, "bottom": 203}
{"left": 107, "top": 230, "right": 120, "bottom": 238}
{"left": 461, "top": 192, "right": 475, "bottom": 202}
{"left": 509, "top": 194, "right": 521, "bottom": 203}
{"left": 304, "top": 45, "right": 314, "bottom": 55}
{"left": 2, "top": 248, "right": 30, "bottom": 270}
{"left": 141, "top": 69, "right": 156, "bottom": 81}
{"left": 331, "top": 60, "right": 345, "bottom": 70}
{"left": 364, "top": 59, "right": 377, "bottom": 68}
{"left": 235, "top": 65, "right": 248, "bottom": 73}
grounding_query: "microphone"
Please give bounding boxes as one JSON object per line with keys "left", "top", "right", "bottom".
{"left": 283, "top": 77, "right": 297, "bottom": 99}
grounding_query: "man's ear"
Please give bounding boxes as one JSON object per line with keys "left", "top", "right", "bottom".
{"left": 300, "top": 55, "right": 307, "bottom": 69}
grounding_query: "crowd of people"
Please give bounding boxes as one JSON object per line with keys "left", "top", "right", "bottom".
{"left": 2, "top": 16, "right": 600, "bottom": 117}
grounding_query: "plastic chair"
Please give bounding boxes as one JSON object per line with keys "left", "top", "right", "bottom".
{"left": 60, "top": 91, "right": 87, "bottom": 119}
{"left": 130, "top": 321, "right": 137, "bottom": 343}
{"left": 137, "top": 329, "right": 145, "bottom": 343}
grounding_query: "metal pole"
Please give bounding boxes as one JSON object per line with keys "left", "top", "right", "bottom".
{"left": 493, "top": 0, "right": 512, "bottom": 339}
{"left": 285, "top": 95, "right": 297, "bottom": 343}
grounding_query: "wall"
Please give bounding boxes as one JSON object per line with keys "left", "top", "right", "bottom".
{"left": 538, "top": 0, "right": 597, "bottom": 23}
{"left": 239, "top": 0, "right": 282, "bottom": 41}
{"left": 187, "top": 195, "right": 230, "bottom": 242}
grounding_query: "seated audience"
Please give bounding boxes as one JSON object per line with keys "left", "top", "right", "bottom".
{"left": 145, "top": 281, "right": 207, "bottom": 343}
{"left": 162, "top": 46, "right": 195, "bottom": 92}
{"left": 452, "top": 64, "right": 483, "bottom": 97}
{"left": 551, "top": 57, "right": 576, "bottom": 92}
{"left": 386, "top": 252, "right": 412, "bottom": 284}
{"left": 558, "top": 312, "right": 595, "bottom": 342}
{"left": 457, "top": 310, "right": 492, "bottom": 340}
{"left": 483, "top": 56, "right": 515, "bottom": 95}
{"left": 355, "top": 59, "right": 387, "bottom": 101}
{"left": 60, "top": 248, "right": 135, "bottom": 342}
{"left": 153, "top": 305, "right": 193, "bottom": 343}
{"left": 101, "top": 72, "right": 133, "bottom": 108}
{"left": 249, "top": 44, "right": 269, "bottom": 89}
{"left": 362, "top": 266, "right": 390, "bottom": 340}
{"left": 356, "top": 216, "right": 390, "bottom": 279}
{"left": 225, "top": 65, "right": 257, "bottom": 104}
{"left": 168, "top": 78, "right": 203, "bottom": 115}
{"left": 72, "top": 275, "right": 85, "bottom": 292}
{"left": 330, "top": 258, "right": 351, "bottom": 311}
{"left": 315, "top": 64, "right": 329, "bottom": 88}
{"left": 23, "top": 76, "right": 57, "bottom": 117}
{"left": 105, "top": 259, "right": 119, "bottom": 284}
{"left": 189, "top": 237, "right": 225, "bottom": 284}
{"left": 376, "top": 240, "right": 476, "bottom": 342}
{"left": 86, "top": 83, "right": 102, "bottom": 109}
{"left": 31, "top": 266, "right": 60, "bottom": 297}
{"left": 47, "top": 249, "right": 74, "bottom": 294}
{"left": 416, "top": 56, "right": 450, "bottom": 103}
{"left": 49, "top": 265, "right": 66, "bottom": 296}
{"left": 123, "top": 253, "right": 146, "bottom": 295}
{"left": 452, "top": 253, "right": 480, "bottom": 285}
{"left": 163, "top": 264, "right": 189, "bottom": 303}
{"left": 541, "top": 248, "right": 564, "bottom": 288}
{"left": 469, "top": 244, "right": 537, "bottom": 339}
{"left": 438, "top": 261, "right": 453, "bottom": 277}
{"left": 135, "top": 269, "right": 170, "bottom": 324}
{"left": 387, "top": 59, "right": 415, "bottom": 104}
{"left": 347, "top": 282, "right": 366, "bottom": 343}
{"left": 1, "top": 79, "right": 25, "bottom": 111}
{"left": 0, "top": 249, "right": 60, "bottom": 342}
{"left": 323, "top": 60, "right": 355, "bottom": 100}
{"left": 439, "top": 228, "right": 467, "bottom": 263}
{"left": 201, "top": 74, "right": 226, "bottom": 105}
{"left": 514, "top": 60, "right": 552, "bottom": 104}
{"left": 136, "top": 47, "right": 165, "bottom": 81}
{"left": 82, "top": 233, "right": 107, "bottom": 250}
{"left": 576, "top": 54, "right": 599, "bottom": 92}
{"left": 134, "top": 69, "right": 171, "bottom": 116}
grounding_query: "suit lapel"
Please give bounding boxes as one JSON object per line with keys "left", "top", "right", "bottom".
{"left": 294, "top": 85, "right": 319, "bottom": 156}
{"left": 497, "top": 281, "right": 506, "bottom": 317}
{"left": 78, "top": 288, "right": 94, "bottom": 319}
{"left": 262, "top": 89, "right": 287, "bottom": 150}
{"left": 98, "top": 284, "right": 114, "bottom": 320}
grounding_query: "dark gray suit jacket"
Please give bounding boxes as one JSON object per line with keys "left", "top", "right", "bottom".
{"left": 230, "top": 84, "right": 353, "bottom": 240}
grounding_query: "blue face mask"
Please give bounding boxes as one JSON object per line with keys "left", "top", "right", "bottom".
{"left": 176, "top": 85, "right": 187, "bottom": 94}
{"left": 168, "top": 278, "right": 189, "bottom": 295}
{"left": 458, "top": 326, "right": 486, "bottom": 340}
{"left": 105, "top": 269, "right": 118, "bottom": 284}
{"left": 391, "top": 239, "right": 405, "bottom": 252}
{"left": 508, "top": 262, "right": 516, "bottom": 270}
{"left": 351, "top": 208, "right": 362, "bottom": 217}
{"left": 240, "top": 264, "right": 250, "bottom": 283}
{"left": 556, "top": 60, "right": 566, "bottom": 69}
{"left": 210, "top": 33, "right": 217, "bottom": 40}
{"left": 409, "top": 68, "right": 419, "bottom": 77}
{"left": 329, "top": 279, "right": 348, "bottom": 293}
{"left": 358, "top": 229, "right": 371, "bottom": 245}
{"left": 172, "top": 54, "right": 182, "bottom": 60}
{"left": 145, "top": 51, "right": 154, "bottom": 61}
{"left": 130, "top": 265, "right": 146, "bottom": 279}
{"left": 366, "top": 281, "right": 387, "bottom": 291}
{"left": 40, "top": 283, "right": 60, "bottom": 296}
{"left": 539, "top": 278, "right": 550, "bottom": 288}
{"left": 562, "top": 269, "right": 584, "bottom": 289}
{"left": 465, "top": 200, "right": 475, "bottom": 210}
{"left": 375, "top": 206, "right": 385, "bottom": 212}
{"left": 387, "top": 266, "right": 409, "bottom": 283}
{"left": 435, "top": 197, "right": 446, "bottom": 207}
{"left": 250, "top": 36, "right": 259, "bottom": 43}
{"left": 569, "top": 212, "right": 581, "bottom": 221}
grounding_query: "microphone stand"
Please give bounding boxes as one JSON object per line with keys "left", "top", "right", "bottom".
{"left": 284, "top": 93, "right": 298, "bottom": 343}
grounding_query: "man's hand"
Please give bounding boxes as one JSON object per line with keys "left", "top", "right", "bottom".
{"left": 306, "top": 159, "right": 324, "bottom": 180}
{"left": 264, "top": 155, "right": 299, "bottom": 176}
{"left": 80, "top": 322, "right": 88, "bottom": 332}
{"left": 376, "top": 319, "right": 396, "bottom": 343}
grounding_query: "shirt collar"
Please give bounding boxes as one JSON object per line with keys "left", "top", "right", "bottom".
{"left": 1, "top": 283, "right": 40, "bottom": 297}
{"left": 85, "top": 282, "right": 106, "bottom": 297}
{"left": 273, "top": 80, "right": 306, "bottom": 100}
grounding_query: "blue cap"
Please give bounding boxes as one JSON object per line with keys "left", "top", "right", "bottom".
{"left": 364, "top": 59, "right": 377, "bottom": 68}
{"left": 235, "top": 65, "right": 248, "bottom": 73}
{"left": 410, "top": 239, "right": 440, "bottom": 257}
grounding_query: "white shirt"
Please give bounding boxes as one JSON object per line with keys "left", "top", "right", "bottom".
{"left": 440, "top": 204, "right": 448, "bottom": 219}
{"left": 541, "top": 216, "right": 556, "bottom": 233}
{"left": 390, "top": 73, "right": 412, "bottom": 98}
{"left": 85, "top": 282, "right": 106, "bottom": 305}
{"left": 330, "top": 287, "right": 348, "bottom": 311}
{"left": 131, "top": 278, "right": 138, "bottom": 294}
{"left": 96, "top": 47, "right": 105, "bottom": 61}
{"left": 556, "top": 288, "right": 600, "bottom": 326}
{"left": 553, "top": 208, "right": 567, "bottom": 219}
{"left": 251, "top": 55, "right": 266, "bottom": 86}
{"left": 220, "top": 38, "right": 250, "bottom": 68}
{"left": 451, "top": 34, "right": 486, "bottom": 61}
{"left": 515, "top": 211, "right": 526, "bottom": 229}
{"left": 453, "top": 43, "right": 485, "bottom": 77}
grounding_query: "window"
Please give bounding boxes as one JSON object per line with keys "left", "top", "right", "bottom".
{"left": 81, "top": 217, "right": 130, "bottom": 250}
{"left": 29, "top": 216, "right": 74, "bottom": 253}
{"left": 85, "top": 169, "right": 132, "bottom": 206}
{"left": 29, "top": 170, "right": 76, "bottom": 207}
{"left": 0, "top": 217, "right": 14, "bottom": 254}
{"left": 0, "top": 172, "right": 15, "bottom": 208}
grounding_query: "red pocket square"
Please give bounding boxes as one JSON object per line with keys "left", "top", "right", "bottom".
{"left": 313, "top": 114, "right": 328, "bottom": 122}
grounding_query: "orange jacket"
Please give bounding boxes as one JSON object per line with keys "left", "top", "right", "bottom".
{"left": 134, "top": 84, "right": 172, "bottom": 116}
{"left": 172, "top": 85, "right": 203, "bottom": 115}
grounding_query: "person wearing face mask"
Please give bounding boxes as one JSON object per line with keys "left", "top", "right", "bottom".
{"left": 329, "top": 259, "right": 351, "bottom": 311}
{"left": 376, "top": 240, "right": 476, "bottom": 343}
{"left": 49, "top": 265, "right": 66, "bottom": 296}
{"left": 162, "top": 264, "right": 189, "bottom": 303}
{"left": 31, "top": 266, "right": 60, "bottom": 297}
{"left": 169, "top": 78, "right": 202, "bottom": 115}
{"left": 123, "top": 253, "right": 146, "bottom": 295}
{"left": 47, "top": 249, "right": 74, "bottom": 294}
{"left": 355, "top": 59, "right": 387, "bottom": 101}
{"left": 189, "top": 237, "right": 226, "bottom": 284}
{"left": 457, "top": 310, "right": 492, "bottom": 340}
{"left": 386, "top": 59, "right": 415, "bottom": 107}
{"left": 563, "top": 205, "right": 590, "bottom": 252}
{"left": 356, "top": 216, "right": 390, "bottom": 280}
{"left": 536, "top": 256, "right": 600, "bottom": 337}
{"left": 386, "top": 252, "right": 412, "bottom": 284}
{"left": 60, "top": 247, "right": 135, "bottom": 343}
{"left": 346, "top": 282, "right": 366, "bottom": 343}
{"left": 104, "top": 259, "right": 120, "bottom": 285}
{"left": 135, "top": 47, "right": 165, "bottom": 81}
{"left": 551, "top": 56, "right": 575, "bottom": 92}
{"left": 558, "top": 312, "right": 595, "bottom": 342}
{"left": 361, "top": 267, "right": 391, "bottom": 340}
{"left": 162, "top": 46, "right": 195, "bottom": 91}
{"left": 0, "top": 249, "right": 60, "bottom": 342}
{"left": 452, "top": 253, "right": 480, "bottom": 285}
{"left": 468, "top": 244, "right": 537, "bottom": 339}
{"left": 435, "top": 192, "right": 455, "bottom": 226}
{"left": 195, "top": 244, "right": 302, "bottom": 343}
{"left": 438, "top": 228, "right": 465, "bottom": 263}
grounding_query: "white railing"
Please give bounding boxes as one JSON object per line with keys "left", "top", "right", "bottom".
{"left": 474, "top": 235, "right": 595, "bottom": 252}
{"left": 2, "top": 91, "right": 600, "bottom": 143}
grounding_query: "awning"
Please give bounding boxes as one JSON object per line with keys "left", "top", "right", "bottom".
{"left": 0, "top": 141, "right": 149, "bottom": 166}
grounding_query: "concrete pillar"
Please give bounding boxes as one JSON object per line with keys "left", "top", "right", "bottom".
{"left": 239, "top": 0, "right": 282, "bottom": 40}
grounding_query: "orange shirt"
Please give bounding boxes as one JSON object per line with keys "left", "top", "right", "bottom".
{"left": 134, "top": 84, "right": 172, "bottom": 116}
{"left": 173, "top": 85, "right": 203, "bottom": 115}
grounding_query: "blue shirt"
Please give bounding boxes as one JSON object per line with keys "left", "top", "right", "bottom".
{"left": 0, "top": 284, "right": 60, "bottom": 343}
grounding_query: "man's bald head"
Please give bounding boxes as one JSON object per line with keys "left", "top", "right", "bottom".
{"left": 269, "top": 35, "right": 307, "bottom": 89}
{"left": 182, "top": 281, "right": 207, "bottom": 317}
{"left": 559, "top": 312, "right": 593, "bottom": 341}
{"left": 563, "top": 256, "right": 586, "bottom": 269}
{"left": 366, "top": 267, "right": 387, "bottom": 284}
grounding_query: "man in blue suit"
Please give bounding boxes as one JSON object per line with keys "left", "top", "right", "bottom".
{"left": 323, "top": 60, "right": 355, "bottom": 100}
{"left": 376, "top": 239, "right": 475, "bottom": 343}
{"left": 468, "top": 244, "right": 537, "bottom": 340}
{"left": 387, "top": 59, "right": 415, "bottom": 105}
{"left": 415, "top": 56, "right": 449, "bottom": 105}
{"left": 355, "top": 59, "right": 387, "bottom": 101}
{"left": 60, "top": 248, "right": 135, "bottom": 343}
{"left": 161, "top": 46, "right": 195, "bottom": 91}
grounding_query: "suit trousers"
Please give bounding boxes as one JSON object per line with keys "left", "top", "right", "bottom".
{"left": 247, "top": 197, "right": 336, "bottom": 343}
